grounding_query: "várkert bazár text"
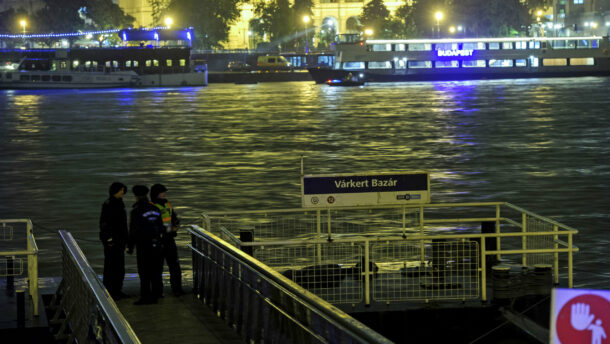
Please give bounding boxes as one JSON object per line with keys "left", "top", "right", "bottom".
{"left": 334, "top": 178, "right": 397, "bottom": 188}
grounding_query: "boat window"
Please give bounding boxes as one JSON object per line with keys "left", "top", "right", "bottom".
{"left": 113, "top": 61, "right": 119, "bottom": 68}
{"left": 435, "top": 43, "right": 458, "bottom": 50}
{"left": 42, "top": 75, "right": 50, "bottom": 81}
{"left": 408, "top": 43, "right": 431, "bottom": 51}
{"left": 530, "top": 57, "right": 539, "bottom": 67}
{"left": 395, "top": 59, "right": 407, "bottom": 69}
{"left": 72, "top": 60, "right": 80, "bottom": 69}
{"left": 368, "top": 61, "right": 391, "bottom": 69}
{"left": 489, "top": 59, "right": 513, "bottom": 67}
{"left": 52, "top": 75, "right": 60, "bottom": 81}
{"left": 106, "top": 61, "right": 111, "bottom": 68}
{"left": 20, "top": 75, "right": 30, "bottom": 81}
{"left": 179, "top": 59, "right": 186, "bottom": 67}
{"left": 462, "top": 60, "right": 486, "bottom": 68}
{"left": 60, "top": 61, "right": 68, "bottom": 69}
{"left": 370, "top": 44, "right": 391, "bottom": 51}
{"left": 542, "top": 58, "right": 567, "bottom": 66}
{"left": 551, "top": 40, "right": 569, "bottom": 49}
{"left": 146, "top": 60, "right": 152, "bottom": 67}
{"left": 343, "top": 61, "right": 365, "bottom": 69}
{"left": 577, "top": 40, "right": 597, "bottom": 49}
{"left": 528, "top": 41, "right": 540, "bottom": 49}
{"left": 463, "top": 42, "right": 485, "bottom": 50}
{"left": 408, "top": 61, "right": 432, "bottom": 68}
{"left": 62, "top": 75, "right": 72, "bottom": 82}
{"left": 153, "top": 60, "right": 159, "bottom": 67}
{"left": 126, "top": 61, "right": 132, "bottom": 68}
{"left": 435, "top": 60, "right": 459, "bottom": 68}
{"left": 489, "top": 42, "right": 500, "bottom": 50}
{"left": 166, "top": 59, "right": 173, "bottom": 67}
{"left": 31, "top": 75, "right": 41, "bottom": 81}
{"left": 515, "top": 59, "right": 527, "bottom": 67}
{"left": 85, "top": 61, "right": 91, "bottom": 68}
{"left": 133, "top": 61, "right": 139, "bottom": 67}
{"left": 502, "top": 42, "right": 513, "bottom": 49}
{"left": 570, "top": 57, "right": 594, "bottom": 65}
{"left": 515, "top": 41, "right": 527, "bottom": 49}
{"left": 395, "top": 44, "right": 406, "bottom": 51}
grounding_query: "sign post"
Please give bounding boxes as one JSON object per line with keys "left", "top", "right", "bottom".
{"left": 550, "top": 288, "right": 610, "bottom": 343}
{"left": 301, "top": 171, "right": 430, "bottom": 208}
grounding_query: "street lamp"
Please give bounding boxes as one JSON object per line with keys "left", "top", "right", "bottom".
{"left": 20, "top": 20, "right": 26, "bottom": 36}
{"left": 364, "top": 28, "right": 373, "bottom": 37}
{"left": 449, "top": 26, "right": 456, "bottom": 34}
{"left": 303, "top": 15, "right": 310, "bottom": 54}
{"left": 165, "top": 17, "right": 173, "bottom": 29}
{"left": 435, "top": 12, "right": 443, "bottom": 38}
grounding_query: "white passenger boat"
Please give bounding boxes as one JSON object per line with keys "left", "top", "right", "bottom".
{"left": 308, "top": 34, "right": 610, "bottom": 83}
{"left": 0, "top": 59, "right": 139, "bottom": 89}
{"left": 0, "top": 46, "right": 207, "bottom": 89}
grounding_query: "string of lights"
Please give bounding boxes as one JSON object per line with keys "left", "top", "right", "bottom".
{"left": 0, "top": 27, "right": 169, "bottom": 39}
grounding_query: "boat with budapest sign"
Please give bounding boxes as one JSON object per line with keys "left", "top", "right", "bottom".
{"left": 308, "top": 34, "right": 610, "bottom": 83}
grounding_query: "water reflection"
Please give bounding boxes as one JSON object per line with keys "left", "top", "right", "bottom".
{"left": 0, "top": 78, "right": 609, "bottom": 289}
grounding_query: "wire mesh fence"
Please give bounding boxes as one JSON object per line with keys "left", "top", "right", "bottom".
{"left": 202, "top": 202, "right": 579, "bottom": 305}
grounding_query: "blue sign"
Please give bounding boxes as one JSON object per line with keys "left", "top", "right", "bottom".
{"left": 303, "top": 174, "right": 428, "bottom": 195}
{"left": 437, "top": 49, "right": 475, "bottom": 57}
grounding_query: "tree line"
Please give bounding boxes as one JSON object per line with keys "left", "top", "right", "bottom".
{"left": 1, "top": 0, "right": 551, "bottom": 50}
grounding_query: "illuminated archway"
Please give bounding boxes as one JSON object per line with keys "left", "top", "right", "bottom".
{"left": 346, "top": 16, "right": 361, "bottom": 33}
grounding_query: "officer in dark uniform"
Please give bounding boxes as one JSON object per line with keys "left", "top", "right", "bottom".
{"left": 99, "top": 182, "right": 129, "bottom": 300}
{"left": 128, "top": 185, "right": 165, "bottom": 305}
{"left": 150, "top": 183, "right": 184, "bottom": 296}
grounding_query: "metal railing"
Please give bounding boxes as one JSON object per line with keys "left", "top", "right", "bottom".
{"left": 188, "top": 225, "right": 392, "bottom": 344}
{"left": 201, "top": 202, "right": 578, "bottom": 306}
{"left": 50, "top": 230, "right": 140, "bottom": 344}
{"left": 0, "top": 219, "right": 39, "bottom": 315}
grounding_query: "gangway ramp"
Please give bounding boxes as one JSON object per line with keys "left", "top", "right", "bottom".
{"left": 48, "top": 229, "right": 389, "bottom": 343}
{"left": 114, "top": 277, "right": 242, "bottom": 344}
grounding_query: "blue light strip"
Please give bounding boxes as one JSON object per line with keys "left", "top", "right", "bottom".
{"left": 0, "top": 26, "right": 169, "bottom": 39}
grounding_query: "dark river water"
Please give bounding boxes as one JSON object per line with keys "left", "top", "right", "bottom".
{"left": 0, "top": 78, "right": 609, "bottom": 290}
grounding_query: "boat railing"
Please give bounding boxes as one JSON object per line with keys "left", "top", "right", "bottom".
{"left": 200, "top": 202, "right": 578, "bottom": 307}
{"left": 0, "top": 218, "right": 39, "bottom": 315}
{"left": 187, "top": 224, "right": 392, "bottom": 343}
{"left": 50, "top": 230, "right": 140, "bottom": 343}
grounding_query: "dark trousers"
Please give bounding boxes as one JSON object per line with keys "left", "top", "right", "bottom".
{"left": 162, "top": 236, "right": 182, "bottom": 292}
{"left": 136, "top": 244, "right": 163, "bottom": 300}
{"left": 103, "top": 244, "right": 125, "bottom": 296}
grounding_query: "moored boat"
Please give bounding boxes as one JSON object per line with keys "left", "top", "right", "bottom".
{"left": 308, "top": 34, "right": 610, "bottom": 83}
{"left": 325, "top": 78, "right": 365, "bottom": 86}
{"left": 0, "top": 46, "right": 207, "bottom": 89}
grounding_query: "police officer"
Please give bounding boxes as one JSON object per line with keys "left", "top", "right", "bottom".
{"left": 128, "top": 185, "right": 165, "bottom": 305}
{"left": 99, "top": 182, "right": 129, "bottom": 300}
{"left": 150, "top": 183, "right": 184, "bottom": 296}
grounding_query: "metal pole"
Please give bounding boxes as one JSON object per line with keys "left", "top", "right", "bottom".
{"left": 364, "top": 241, "right": 370, "bottom": 306}
{"left": 522, "top": 213, "right": 527, "bottom": 267}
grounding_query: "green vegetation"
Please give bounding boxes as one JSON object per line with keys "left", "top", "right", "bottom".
{"left": 359, "top": 0, "right": 553, "bottom": 39}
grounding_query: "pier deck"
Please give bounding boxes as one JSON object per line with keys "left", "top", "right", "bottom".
{"left": 115, "top": 276, "right": 242, "bottom": 344}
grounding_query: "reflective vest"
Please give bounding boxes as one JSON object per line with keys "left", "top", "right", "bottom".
{"left": 152, "top": 201, "right": 173, "bottom": 230}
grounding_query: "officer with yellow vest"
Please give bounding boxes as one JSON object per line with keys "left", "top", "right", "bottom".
{"left": 150, "top": 183, "right": 184, "bottom": 296}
